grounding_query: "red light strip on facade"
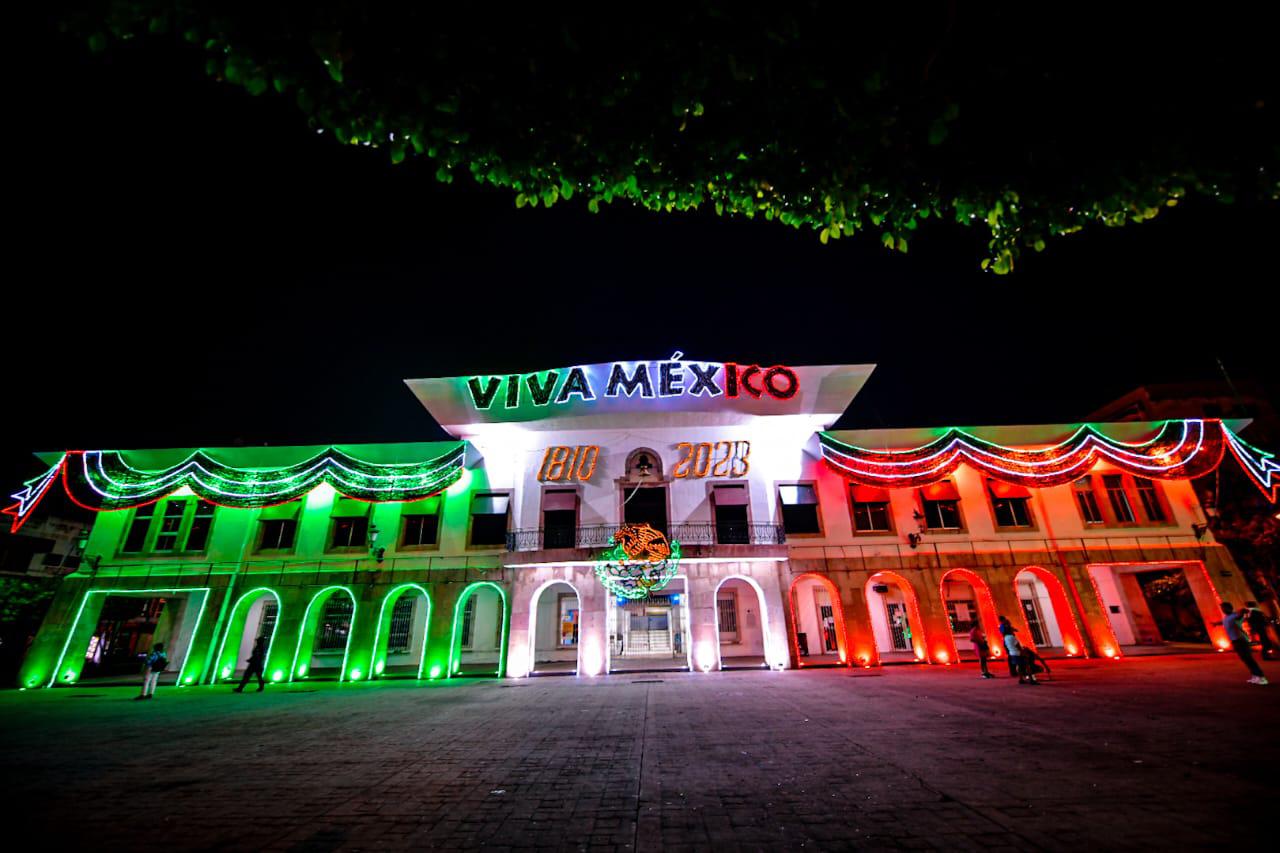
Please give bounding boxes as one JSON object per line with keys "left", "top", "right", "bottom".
{"left": 820, "top": 420, "right": 1277, "bottom": 500}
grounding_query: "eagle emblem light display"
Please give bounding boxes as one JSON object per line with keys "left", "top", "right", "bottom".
{"left": 595, "top": 523, "right": 682, "bottom": 600}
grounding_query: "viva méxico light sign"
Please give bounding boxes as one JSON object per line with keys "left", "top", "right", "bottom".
{"left": 404, "top": 358, "right": 876, "bottom": 432}
{"left": 465, "top": 353, "right": 798, "bottom": 410}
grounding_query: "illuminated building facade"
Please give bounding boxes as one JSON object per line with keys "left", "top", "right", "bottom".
{"left": 8, "top": 359, "right": 1278, "bottom": 688}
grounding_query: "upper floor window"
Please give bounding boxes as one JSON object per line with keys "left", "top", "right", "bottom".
{"left": 1133, "top": 477, "right": 1168, "bottom": 523}
{"left": 120, "top": 498, "right": 216, "bottom": 554}
{"left": 1102, "top": 474, "right": 1135, "bottom": 523}
{"left": 121, "top": 504, "right": 155, "bottom": 553}
{"left": 329, "top": 497, "right": 370, "bottom": 549}
{"left": 258, "top": 501, "right": 302, "bottom": 551}
{"left": 542, "top": 489, "right": 578, "bottom": 549}
{"left": 712, "top": 484, "right": 749, "bottom": 544}
{"left": 400, "top": 496, "right": 441, "bottom": 548}
{"left": 1073, "top": 476, "right": 1104, "bottom": 524}
{"left": 850, "top": 485, "right": 893, "bottom": 533}
{"left": 987, "top": 479, "right": 1033, "bottom": 528}
{"left": 920, "top": 481, "right": 963, "bottom": 530}
{"left": 470, "top": 493, "right": 510, "bottom": 547}
{"left": 778, "top": 484, "right": 822, "bottom": 535}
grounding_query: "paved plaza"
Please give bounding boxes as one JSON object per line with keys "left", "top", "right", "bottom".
{"left": 0, "top": 653, "right": 1274, "bottom": 850}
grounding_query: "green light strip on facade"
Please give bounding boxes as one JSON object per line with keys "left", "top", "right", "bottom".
{"left": 370, "top": 583, "right": 433, "bottom": 680}
{"left": 448, "top": 582, "right": 509, "bottom": 679}
{"left": 211, "top": 587, "right": 282, "bottom": 682}
{"left": 71, "top": 445, "right": 465, "bottom": 510}
{"left": 289, "top": 586, "right": 357, "bottom": 682}
{"left": 47, "top": 587, "right": 212, "bottom": 688}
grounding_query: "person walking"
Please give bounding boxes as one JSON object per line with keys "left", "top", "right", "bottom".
{"left": 998, "top": 615, "right": 1018, "bottom": 677}
{"left": 968, "top": 623, "right": 995, "bottom": 678}
{"left": 1222, "top": 602, "right": 1268, "bottom": 685}
{"left": 1003, "top": 630, "right": 1038, "bottom": 685}
{"left": 1245, "top": 606, "right": 1279, "bottom": 660}
{"left": 136, "top": 642, "right": 168, "bottom": 700}
{"left": 234, "top": 636, "right": 269, "bottom": 693}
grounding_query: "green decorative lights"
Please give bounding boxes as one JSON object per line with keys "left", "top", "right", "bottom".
{"left": 370, "top": 584, "right": 432, "bottom": 680}
{"left": 45, "top": 587, "right": 212, "bottom": 688}
{"left": 448, "top": 582, "right": 508, "bottom": 679}
{"left": 5, "top": 444, "right": 466, "bottom": 532}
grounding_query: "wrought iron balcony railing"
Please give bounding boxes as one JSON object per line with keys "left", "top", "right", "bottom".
{"left": 505, "top": 521, "right": 786, "bottom": 552}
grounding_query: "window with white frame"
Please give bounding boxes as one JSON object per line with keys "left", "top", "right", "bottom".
{"left": 987, "top": 479, "right": 1033, "bottom": 528}
{"left": 919, "top": 481, "right": 963, "bottom": 530}
{"left": 1073, "top": 476, "right": 1104, "bottom": 524}
{"left": 1133, "top": 477, "right": 1167, "bottom": 523}
{"left": 850, "top": 485, "right": 893, "bottom": 532}
{"left": 401, "top": 496, "right": 441, "bottom": 547}
{"left": 1102, "top": 474, "right": 1135, "bottom": 523}
{"left": 120, "top": 498, "right": 216, "bottom": 554}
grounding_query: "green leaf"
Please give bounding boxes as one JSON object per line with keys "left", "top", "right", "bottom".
{"left": 881, "top": 232, "right": 894, "bottom": 249}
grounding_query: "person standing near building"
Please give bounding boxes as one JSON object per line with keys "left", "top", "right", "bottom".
{"left": 968, "top": 623, "right": 995, "bottom": 678}
{"left": 233, "top": 636, "right": 268, "bottom": 693}
{"left": 1003, "top": 630, "right": 1037, "bottom": 685}
{"left": 998, "top": 615, "right": 1018, "bottom": 677}
{"left": 1222, "top": 602, "right": 1268, "bottom": 684}
{"left": 136, "top": 643, "right": 167, "bottom": 700}
{"left": 1244, "top": 606, "right": 1279, "bottom": 660}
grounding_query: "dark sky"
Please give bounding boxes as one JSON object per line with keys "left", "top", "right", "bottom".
{"left": 5, "top": 25, "right": 1277, "bottom": 490}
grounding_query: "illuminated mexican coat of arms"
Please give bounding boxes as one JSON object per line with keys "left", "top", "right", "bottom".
{"left": 595, "top": 523, "right": 682, "bottom": 600}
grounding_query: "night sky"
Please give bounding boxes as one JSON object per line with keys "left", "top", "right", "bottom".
{"left": 6, "top": 25, "right": 1278, "bottom": 491}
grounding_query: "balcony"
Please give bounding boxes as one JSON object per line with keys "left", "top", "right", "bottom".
{"left": 504, "top": 521, "right": 786, "bottom": 554}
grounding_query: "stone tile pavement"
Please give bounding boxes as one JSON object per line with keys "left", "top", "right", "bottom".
{"left": 0, "top": 653, "right": 1274, "bottom": 850}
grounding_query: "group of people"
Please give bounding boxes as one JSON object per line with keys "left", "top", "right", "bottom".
{"left": 962, "top": 602, "right": 1275, "bottom": 686}
{"left": 134, "top": 635, "right": 270, "bottom": 699}
{"left": 132, "top": 606, "right": 1276, "bottom": 698}
{"left": 967, "top": 616, "right": 1047, "bottom": 685}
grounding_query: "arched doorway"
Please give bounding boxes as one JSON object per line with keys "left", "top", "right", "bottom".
{"left": 45, "top": 586, "right": 212, "bottom": 688}
{"left": 607, "top": 576, "right": 692, "bottom": 673}
{"left": 865, "top": 572, "right": 928, "bottom": 663}
{"left": 212, "top": 587, "right": 283, "bottom": 684}
{"left": 789, "top": 573, "right": 848, "bottom": 666}
{"left": 1013, "top": 567, "right": 1088, "bottom": 657}
{"left": 449, "top": 582, "right": 509, "bottom": 677}
{"left": 939, "top": 570, "right": 1003, "bottom": 665}
{"left": 290, "top": 586, "right": 358, "bottom": 681}
{"left": 527, "top": 580, "right": 581, "bottom": 675}
{"left": 371, "top": 584, "right": 432, "bottom": 679}
{"left": 1086, "top": 561, "right": 1224, "bottom": 651}
{"left": 714, "top": 577, "right": 770, "bottom": 669}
